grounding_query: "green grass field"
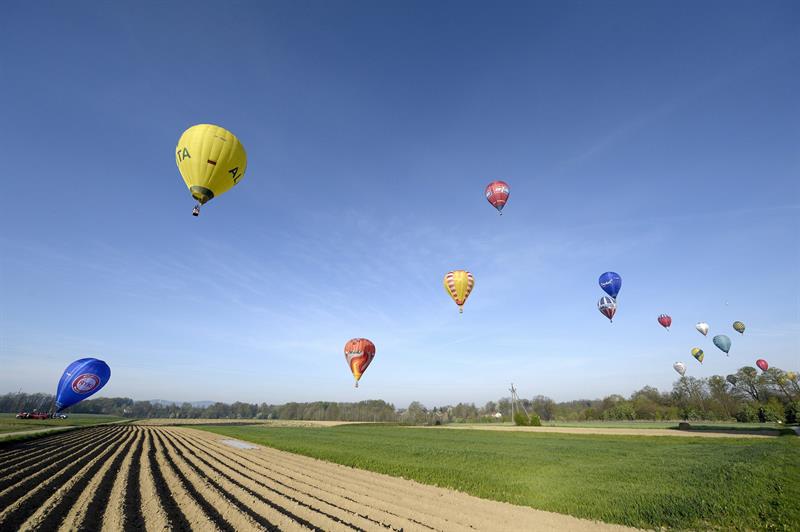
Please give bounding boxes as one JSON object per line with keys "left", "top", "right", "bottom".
{"left": 539, "top": 420, "right": 788, "bottom": 430}
{"left": 0, "top": 413, "right": 125, "bottom": 434}
{"left": 197, "top": 423, "right": 800, "bottom": 530}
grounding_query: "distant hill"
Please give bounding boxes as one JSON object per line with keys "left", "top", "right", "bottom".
{"left": 145, "top": 400, "right": 215, "bottom": 408}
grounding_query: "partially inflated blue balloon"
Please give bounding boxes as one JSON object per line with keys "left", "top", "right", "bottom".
{"left": 55, "top": 358, "right": 111, "bottom": 412}
{"left": 598, "top": 272, "right": 622, "bottom": 299}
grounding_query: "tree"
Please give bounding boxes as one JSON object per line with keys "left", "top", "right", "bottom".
{"left": 531, "top": 395, "right": 556, "bottom": 421}
{"left": 731, "top": 367, "right": 766, "bottom": 402}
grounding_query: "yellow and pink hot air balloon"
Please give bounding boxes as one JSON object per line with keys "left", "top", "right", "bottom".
{"left": 444, "top": 270, "right": 475, "bottom": 313}
{"left": 344, "top": 338, "right": 376, "bottom": 388}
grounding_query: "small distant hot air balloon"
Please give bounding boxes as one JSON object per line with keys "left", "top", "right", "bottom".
{"left": 598, "top": 296, "right": 617, "bottom": 322}
{"left": 344, "top": 338, "right": 376, "bottom": 388}
{"left": 55, "top": 358, "right": 111, "bottom": 412}
{"left": 713, "top": 335, "right": 731, "bottom": 355}
{"left": 484, "top": 180, "right": 510, "bottom": 214}
{"left": 691, "top": 348, "right": 704, "bottom": 364}
{"left": 696, "top": 322, "right": 709, "bottom": 336}
{"left": 787, "top": 371, "right": 798, "bottom": 382}
{"left": 733, "top": 321, "right": 745, "bottom": 334}
{"left": 444, "top": 270, "right": 475, "bottom": 313}
{"left": 756, "top": 359, "right": 769, "bottom": 372}
{"left": 176, "top": 124, "right": 247, "bottom": 216}
{"left": 726, "top": 374, "right": 738, "bottom": 386}
{"left": 673, "top": 362, "right": 686, "bottom": 377}
{"left": 598, "top": 272, "right": 622, "bottom": 299}
{"left": 658, "top": 314, "right": 672, "bottom": 330}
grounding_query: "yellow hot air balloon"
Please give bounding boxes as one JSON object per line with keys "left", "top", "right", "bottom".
{"left": 444, "top": 270, "right": 474, "bottom": 313}
{"left": 176, "top": 124, "right": 247, "bottom": 216}
{"left": 732, "top": 321, "right": 745, "bottom": 334}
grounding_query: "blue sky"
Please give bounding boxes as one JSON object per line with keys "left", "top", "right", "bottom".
{"left": 1, "top": 1, "right": 798, "bottom": 407}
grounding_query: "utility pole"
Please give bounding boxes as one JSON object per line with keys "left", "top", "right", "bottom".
{"left": 510, "top": 383, "right": 515, "bottom": 422}
{"left": 509, "top": 383, "right": 531, "bottom": 423}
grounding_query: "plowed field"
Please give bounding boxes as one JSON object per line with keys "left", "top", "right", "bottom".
{"left": 0, "top": 425, "right": 632, "bottom": 531}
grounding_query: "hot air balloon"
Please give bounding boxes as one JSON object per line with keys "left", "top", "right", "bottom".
{"left": 756, "top": 359, "right": 769, "bottom": 372}
{"left": 713, "top": 335, "right": 731, "bottom": 355}
{"left": 597, "top": 296, "right": 617, "bottom": 322}
{"left": 598, "top": 272, "right": 621, "bottom": 299}
{"left": 691, "top": 348, "right": 704, "bottom": 364}
{"left": 658, "top": 314, "right": 672, "bottom": 330}
{"left": 673, "top": 362, "right": 686, "bottom": 377}
{"left": 733, "top": 321, "right": 745, "bottom": 334}
{"left": 444, "top": 270, "right": 475, "bottom": 313}
{"left": 726, "top": 374, "right": 738, "bottom": 386}
{"left": 176, "top": 124, "right": 247, "bottom": 216}
{"left": 55, "top": 358, "right": 111, "bottom": 412}
{"left": 344, "top": 338, "right": 376, "bottom": 387}
{"left": 696, "top": 322, "right": 709, "bottom": 336}
{"left": 484, "top": 180, "right": 510, "bottom": 214}
{"left": 788, "top": 371, "right": 798, "bottom": 382}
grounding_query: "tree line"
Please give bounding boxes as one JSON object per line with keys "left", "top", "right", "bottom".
{"left": 3, "top": 365, "right": 797, "bottom": 424}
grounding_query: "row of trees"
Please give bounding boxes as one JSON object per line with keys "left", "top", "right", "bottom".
{"left": 3, "top": 366, "right": 797, "bottom": 424}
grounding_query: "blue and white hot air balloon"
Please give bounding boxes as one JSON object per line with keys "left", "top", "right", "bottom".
{"left": 55, "top": 358, "right": 111, "bottom": 412}
{"left": 598, "top": 272, "right": 622, "bottom": 299}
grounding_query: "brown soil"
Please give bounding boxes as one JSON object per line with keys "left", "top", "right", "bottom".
{"left": 0, "top": 425, "right": 637, "bottom": 531}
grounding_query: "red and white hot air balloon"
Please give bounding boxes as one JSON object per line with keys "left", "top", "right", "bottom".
{"left": 658, "top": 314, "right": 672, "bottom": 330}
{"left": 598, "top": 296, "right": 617, "bottom": 322}
{"left": 484, "top": 180, "right": 510, "bottom": 214}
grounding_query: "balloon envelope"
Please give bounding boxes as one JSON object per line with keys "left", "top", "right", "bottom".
{"left": 691, "top": 348, "right": 704, "bottom": 364}
{"left": 726, "top": 374, "right": 738, "bottom": 386}
{"left": 713, "top": 335, "right": 731, "bottom": 355}
{"left": 696, "top": 322, "right": 709, "bottom": 336}
{"left": 787, "top": 371, "right": 798, "bottom": 382}
{"left": 484, "top": 180, "right": 510, "bottom": 214}
{"left": 658, "top": 314, "right": 672, "bottom": 330}
{"left": 597, "top": 296, "right": 617, "bottom": 322}
{"left": 673, "top": 362, "right": 686, "bottom": 376}
{"left": 344, "top": 338, "right": 376, "bottom": 387}
{"left": 444, "top": 270, "right": 475, "bottom": 313}
{"left": 176, "top": 124, "right": 247, "bottom": 207}
{"left": 598, "top": 272, "right": 622, "bottom": 299}
{"left": 756, "top": 359, "right": 769, "bottom": 372}
{"left": 55, "top": 358, "right": 111, "bottom": 412}
{"left": 733, "top": 321, "right": 745, "bottom": 334}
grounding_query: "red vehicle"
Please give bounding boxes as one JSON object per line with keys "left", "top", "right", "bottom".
{"left": 15, "top": 411, "right": 51, "bottom": 420}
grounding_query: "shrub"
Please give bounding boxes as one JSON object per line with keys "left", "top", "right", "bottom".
{"left": 735, "top": 403, "right": 759, "bottom": 423}
{"left": 514, "top": 412, "right": 529, "bottom": 426}
{"left": 758, "top": 398, "right": 785, "bottom": 423}
{"left": 784, "top": 401, "right": 799, "bottom": 424}
{"left": 529, "top": 414, "right": 542, "bottom": 426}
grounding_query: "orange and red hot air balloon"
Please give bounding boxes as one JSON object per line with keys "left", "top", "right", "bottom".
{"left": 658, "top": 314, "right": 672, "bottom": 330}
{"left": 344, "top": 338, "right": 376, "bottom": 388}
{"left": 485, "top": 180, "right": 510, "bottom": 214}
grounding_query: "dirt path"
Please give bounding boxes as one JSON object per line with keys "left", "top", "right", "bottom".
{"left": 0, "top": 424, "right": 638, "bottom": 531}
{"left": 428, "top": 424, "right": 779, "bottom": 438}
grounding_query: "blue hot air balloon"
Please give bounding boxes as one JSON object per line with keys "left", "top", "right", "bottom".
{"left": 55, "top": 358, "right": 111, "bottom": 412}
{"left": 598, "top": 272, "right": 622, "bottom": 299}
{"left": 712, "top": 335, "right": 731, "bottom": 356}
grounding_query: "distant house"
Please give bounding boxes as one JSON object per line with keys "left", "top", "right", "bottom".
{"left": 493, "top": 412, "right": 503, "bottom": 419}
